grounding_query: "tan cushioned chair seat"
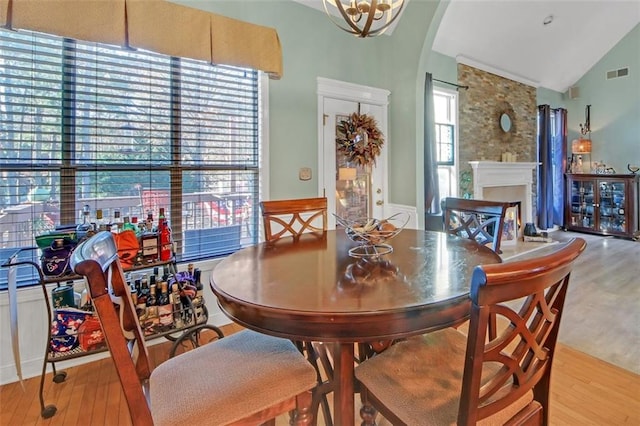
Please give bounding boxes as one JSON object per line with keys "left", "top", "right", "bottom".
{"left": 355, "top": 328, "right": 534, "bottom": 425}
{"left": 150, "top": 329, "right": 317, "bottom": 425}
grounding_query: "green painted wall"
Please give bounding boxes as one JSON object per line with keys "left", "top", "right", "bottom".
{"left": 562, "top": 23, "right": 640, "bottom": 173}
{"left": 536, "top": 87, "right": 565, "bottom": 109}
{"left": 177, "top": 0, "right": 441, "bottom": 206}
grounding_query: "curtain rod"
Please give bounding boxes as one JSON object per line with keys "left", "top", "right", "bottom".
{"left": 433, "top": 78, "right": 469, "bottom": 90}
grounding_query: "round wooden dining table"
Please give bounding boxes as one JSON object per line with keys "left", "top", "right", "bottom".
{"left": 210, "top": 229, "right": 501, "bottom": 426}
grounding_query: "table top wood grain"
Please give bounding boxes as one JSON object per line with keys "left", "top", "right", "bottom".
{"left": 211, "top": 229, "right": 502, "bottom": 342}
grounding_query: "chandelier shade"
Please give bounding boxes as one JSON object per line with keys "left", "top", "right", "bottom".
{"left": 322, "top": 0, "right": 405, "bottom": 38}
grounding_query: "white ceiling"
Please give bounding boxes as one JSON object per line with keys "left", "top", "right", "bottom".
{"left": 432, "top": 0, "right": 640, "bottom": 92}
{"left": 297, "top": 1, "right": 639, "bottom": 93}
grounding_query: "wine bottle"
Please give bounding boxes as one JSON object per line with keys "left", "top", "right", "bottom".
{"left": 157, "top": 281, "right": 173, "bottom": 331}
{"left": 192, "top": 268, "right": 205, "bottom": 324}
{"left": 146, "top": 283, "right": 157, "bottom": 306}
{"left": 134, "top": 278, "right": 147, "bottom": 320}
{"left": 171, "top": 283, "right": 184, "bottom": 328}
{"left": 145, "top": 284, "right": 159, "bottom": 334}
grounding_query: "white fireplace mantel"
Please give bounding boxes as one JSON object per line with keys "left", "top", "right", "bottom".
{"left": 469, "top": 161, "right": 540, "bottom": 224}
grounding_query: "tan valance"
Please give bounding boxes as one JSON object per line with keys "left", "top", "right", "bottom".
{"left": 0, "top": 0, "right": 282, "bottom": 79}
{"left": 210, "top": 14, "right": 282, "bottom": 81}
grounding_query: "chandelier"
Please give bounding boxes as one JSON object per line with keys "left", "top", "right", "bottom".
{"left": 322, "top": 0, "right": 405, "bottom": 38}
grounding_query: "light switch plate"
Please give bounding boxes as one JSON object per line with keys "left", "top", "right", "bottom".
{"left": 299, "top": 167, "right": 312, "bottom": 181}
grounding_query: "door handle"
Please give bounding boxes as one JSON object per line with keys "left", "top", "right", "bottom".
{"left": 376, "top": 200, "right": 384, "bottom": 206}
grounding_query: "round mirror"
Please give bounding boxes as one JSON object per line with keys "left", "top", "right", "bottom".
{"left": 500, "top": 113, "right": 512, "bottom": 132}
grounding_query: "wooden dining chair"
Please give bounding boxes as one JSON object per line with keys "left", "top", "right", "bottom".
{"left": 442, "top": 197, "right": 510, "bottom": 254}
{"left": 259, "top": 196, "right": 335, "bottom": 425}
{"left": 70, "top": 231, "right": 317, "bottom": 426}
{"left": 355, "top": 237, "right": 586, "bottom": 426}
{"left": 260, "top": 197, "right": 327, "bottom": 243}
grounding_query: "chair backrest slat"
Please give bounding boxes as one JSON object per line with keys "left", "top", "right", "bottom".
{"left": 70, "top": 231, "right": 154, "bottom": 426}
{"left": 260, "top": 197, "right": 327, "bottom": 243}
{"left": 458, "top": 237, "right": 586, "bottom": 424}
{"left": 442, "top": 197, "right": 511, "bottom": 253}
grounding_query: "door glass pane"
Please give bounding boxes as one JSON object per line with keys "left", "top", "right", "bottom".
{"left": 334, "top": 114, "right": 370, "bottom": 221}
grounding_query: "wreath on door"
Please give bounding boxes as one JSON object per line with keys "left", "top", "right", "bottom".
{"left": 336, "top": 113, "right": 384, "bottom": 167}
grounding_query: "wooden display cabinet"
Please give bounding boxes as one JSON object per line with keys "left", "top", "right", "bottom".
{"left": 565, "top": 173, "right": 639, "bottom": 239}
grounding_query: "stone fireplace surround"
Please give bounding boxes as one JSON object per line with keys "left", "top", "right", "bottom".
{"left": 469, "top": 161, "right": 539, "bottom": 225}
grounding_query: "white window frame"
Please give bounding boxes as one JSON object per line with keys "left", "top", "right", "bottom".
{"left": 434, "top": 87, "right": 459, "bottom": 199}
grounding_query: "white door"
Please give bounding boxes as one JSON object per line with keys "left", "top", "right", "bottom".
{"left": 317, "top": 78, "right": 389, "bottom": 229}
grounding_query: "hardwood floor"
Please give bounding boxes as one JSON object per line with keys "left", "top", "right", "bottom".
{"left": 1, "top": 323, "right": 638, "bottom": 425}
{"left": 529, "top": 231, "right": 639, "bottom": 374}
{"left": 2, "top": 231, "right": 638, "bottom": 425}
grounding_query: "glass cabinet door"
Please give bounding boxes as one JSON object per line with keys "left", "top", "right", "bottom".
{"left": 598, "top": 180, "right": 627, "bottom": 233}
{"left": 569, "top": 179, "right": 595, "bottom": 229}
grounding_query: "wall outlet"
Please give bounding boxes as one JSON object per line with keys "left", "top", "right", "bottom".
{"left": 299, "top": 167, "right": 312, "bottom": 181}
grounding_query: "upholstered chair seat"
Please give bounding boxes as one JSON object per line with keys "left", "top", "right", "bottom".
{"left": 151, "top": 329, "right": 317, "bottom": 425}
{"left": 355, "top": 328, "right": 537, "bottom": 426}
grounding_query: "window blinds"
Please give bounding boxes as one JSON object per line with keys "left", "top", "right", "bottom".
{"left": 0, "top": 28, "right": 260, "bottom": 288}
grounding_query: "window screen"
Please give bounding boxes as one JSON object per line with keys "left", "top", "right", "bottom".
{"left": 0, "top": 28, "right": 260, "bottom": 288}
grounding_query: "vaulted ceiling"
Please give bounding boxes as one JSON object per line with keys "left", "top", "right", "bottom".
{"left": 432, "top": 0, "right": 640, "bottom": 92}
{"left": 296, "top": 0, "right": 640, "bottom": 93}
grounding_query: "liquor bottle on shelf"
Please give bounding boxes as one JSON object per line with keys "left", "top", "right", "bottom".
{"left": 137, "top": 219, "right": 147, "bottom": 235}
{"left": 130, "top": 291, "right": 138, "bottom": 311}
{"left": 112, "top": 209, "right": 123, "bottom": 233}
{"left": 145, "top": 211, "right": 154, "bottom": 232}
{"left": 158, "top": 208, "right": 172, "bottom": 261}
{"left": 192, "top": 267, "right": 205, "bottom": 324}
{"left": 134, "top": 278, "right": 147, "bottom": 320}
{"left": 135, "top": 250, "right": 145, "bottom": 266}
{"left": 157, "top": 281, "right": 173, "bottom": 331}
{"left": 141, "top": 222, "right": 159, "bottom": 264}
{"left": 130, "top": 217, "right": 140, "bottom": 235}
{"left": 95, "top": 209, "right": 110, "bottom": 232}
{"left": 145, "top": 284, "right": 159, "bottom": 334}
{"left": 76, "top": 204, "right": 93, "bottom": 240}
{"left": 123, "top": 216, "right": 137, "bottom": 233}
{"left": 193, "top": 267, "right": 203, "bottom": 296}
{"left": 170, "top": 283, "right": 185, "bottom": 328}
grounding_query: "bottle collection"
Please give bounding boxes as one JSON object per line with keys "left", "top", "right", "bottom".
{"left": 77, "top": 205, "right": 174, "bottom": 265}
{"left": 73, "top": 205, "right": 206, "bottom": 336}
{"left": 129, "top": 263, "right": 205, "bottom": 336}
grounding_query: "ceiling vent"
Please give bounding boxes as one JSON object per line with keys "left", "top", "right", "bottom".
{"left": 567, "top": 86, "right": 580, "bottom": 99}
{"left": 606, "top": 67, "right": 629, "bottom": 80}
